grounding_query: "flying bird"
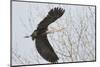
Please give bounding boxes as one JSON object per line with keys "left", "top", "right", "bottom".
{"left": 25, "top": 7, "right": 65, "bottom": 63}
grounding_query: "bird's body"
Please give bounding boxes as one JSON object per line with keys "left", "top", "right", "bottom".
{"left": 26, "top": 7, "right": 65, "bottom": 63}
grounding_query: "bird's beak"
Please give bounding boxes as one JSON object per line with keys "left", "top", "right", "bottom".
{"left": 24, "top": 36, "right": 30, "bottom": 38}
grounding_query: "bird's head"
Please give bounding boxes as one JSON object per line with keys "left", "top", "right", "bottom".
{"left": 24, "top": 30, "right": 37, "bottom": 40}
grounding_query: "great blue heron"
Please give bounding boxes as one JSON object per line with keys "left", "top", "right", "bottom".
{"left": 25, "top": 7, "right": 65, "bottom": 63}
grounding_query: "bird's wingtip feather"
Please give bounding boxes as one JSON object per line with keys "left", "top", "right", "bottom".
{"left": 48, "top": 7, "right": 65, "bottom": 18}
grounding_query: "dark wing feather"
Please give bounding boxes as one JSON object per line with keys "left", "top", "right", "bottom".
{"left": 36, "top": 34, "right": 59, "bottom": 62}
{"left": 37, "top": 7, "right": 65, "bottom": 30}
{"left": 35, "top": 7, "right": 65, "bottom": 62}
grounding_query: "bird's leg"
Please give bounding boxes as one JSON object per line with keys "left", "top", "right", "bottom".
{"left": 46, "top": 27, "right": 64, "bottom": 34}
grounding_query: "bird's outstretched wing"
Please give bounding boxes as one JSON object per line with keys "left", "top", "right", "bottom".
{"left": 35, "top": 7, "right": 65, "bottom": 62}
{"left": 37, "top": 7, "right": 65, "bottom": 30}
{"left": 36, "top": 34, "right": 59, "bottom": 62}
